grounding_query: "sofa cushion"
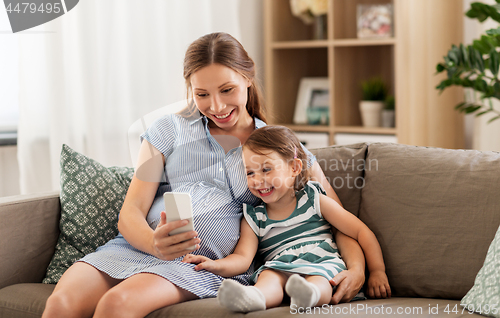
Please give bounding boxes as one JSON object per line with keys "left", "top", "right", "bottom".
{"left": 310, "top": 143, "right": 367, "bottom": 216}
{"left": 0, "top": 283, "right": 54, "bottom": 318}
{"left": 461, "top": 224, "right": 500, "bottom": 318}
{"left": 359, "top": 143, "right": 500, "bottom": 299}
{"left": 42, "top": 145, "right": 134, "bottom": 284}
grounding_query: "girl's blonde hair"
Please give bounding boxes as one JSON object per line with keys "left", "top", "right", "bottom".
{"left": 243, "top": 125, "right": 310, "bottom": 191}
{"left": 182, "top": 32, "right": 266, "bottom": 123}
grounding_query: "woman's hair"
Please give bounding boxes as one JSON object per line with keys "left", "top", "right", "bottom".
{"left": 243, "top": 125, "right": 310, "bottom": 191}
{"left": 182, "top": 32, "right": 266, "bottom": 122}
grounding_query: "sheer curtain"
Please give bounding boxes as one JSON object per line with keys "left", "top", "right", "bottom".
{"left": 17, "top": 0, "right": 258, "bottom": 194}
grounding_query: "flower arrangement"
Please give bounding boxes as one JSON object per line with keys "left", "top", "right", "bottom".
{"left": 290, "top": 0, "right": 328, "bottom": 24}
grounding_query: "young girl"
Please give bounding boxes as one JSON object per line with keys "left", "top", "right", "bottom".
{"left": 183, "top": 125, "right": 391, "bottom": 312}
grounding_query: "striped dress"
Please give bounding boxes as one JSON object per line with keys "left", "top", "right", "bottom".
{"left": 244, "top": 181, "right": 346, "bottom": 283}
{"left": 79, "top": 112, "right": 268, "bottom": 298}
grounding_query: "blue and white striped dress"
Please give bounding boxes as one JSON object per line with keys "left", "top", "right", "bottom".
{"left": 79, "top": 112, "right": 267, "bottom": 298}
{"left": 244, "top": 181, "right": 346, "bottom": 283}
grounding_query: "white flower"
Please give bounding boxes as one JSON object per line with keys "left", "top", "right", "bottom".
{"left": 309, "top": 0, "right": 328, "bottom": 16}
{"left": 290, "top": 0, "right": 328, "bottom": 24}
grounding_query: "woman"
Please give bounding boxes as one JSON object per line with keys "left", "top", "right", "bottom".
{"left": 42, "top": 32, "right": 365, "bottom": 318}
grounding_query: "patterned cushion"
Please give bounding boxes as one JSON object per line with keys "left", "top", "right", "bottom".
{"left": 461, "top": 225, "right": 500, "bottom": 318}
{"left": 42, "top": 144, "right": 134, "bottom": 284}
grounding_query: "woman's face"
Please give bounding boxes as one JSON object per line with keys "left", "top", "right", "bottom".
{"left": 190, "top": 63, "right": 252, "bottom": 130}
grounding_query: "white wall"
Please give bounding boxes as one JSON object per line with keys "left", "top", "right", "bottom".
{"left": 463, "top": 0, "right": 500, "bottom": 151}
{"left": 0, "top": 146, "right": 20, "bottom": 197}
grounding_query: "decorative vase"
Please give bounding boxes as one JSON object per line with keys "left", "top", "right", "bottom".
{"left": 381, "top": 109, "right": 395, "bottom": 128}
{"left": 359, "top": 101, "right": 383, "bottom": 127}
{"left": 313, "top": 15, "right": 327, "bottom": 40}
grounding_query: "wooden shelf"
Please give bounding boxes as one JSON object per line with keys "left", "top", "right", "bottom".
{"left": 334, "top": 126, "right": 397, "bottom": 135}
{"left": 333, "top": 38, "right": 396, "bottom": 47}
{"left": 272, "top": 38, "right": 395, "bottom": 49}
{"left": 286, "top": 125, "right": 332, "bottom": 133}
{"left": 272, "top": 40, "right": 329, "bottom": 49}
{"left": 264, "top": 0, "right": 465, "bottom": 148}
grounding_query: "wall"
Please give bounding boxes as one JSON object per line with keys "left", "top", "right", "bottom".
{"left": 0, "top": 146, "right": 20, "bottom": 197}
{"left": 463, "top": 0, "right": 500, "bottom": 151}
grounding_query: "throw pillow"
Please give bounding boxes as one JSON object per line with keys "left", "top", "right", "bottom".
{"left": 42, "top": 144, "right": 134, "bottom": 284}
{"left": 461, "top": 225, "right": 500, "bottom": 318}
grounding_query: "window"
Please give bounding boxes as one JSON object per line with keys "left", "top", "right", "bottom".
{"left": 0, "top": 7, "right": 19, "bottom": 145}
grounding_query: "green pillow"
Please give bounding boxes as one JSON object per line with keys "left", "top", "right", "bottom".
{"left": 42, "top": 144, "right": 134, "bottom": 284}
{"left": 461, "top": 225, "right": 500, "bottom": 317}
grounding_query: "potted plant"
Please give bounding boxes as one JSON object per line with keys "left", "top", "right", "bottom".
{"left": 360, "top": 77, "right": 388, "bottom": 127}
{"left": 381, "top": 95, "right": 395, "bottom": 128}
{"left": 436, "top": 1, "right": 500, "bottom": 123}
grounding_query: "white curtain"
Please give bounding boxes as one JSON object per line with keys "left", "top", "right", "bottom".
{"left": 17, "top": 0, "right": 262, "bottom": 195}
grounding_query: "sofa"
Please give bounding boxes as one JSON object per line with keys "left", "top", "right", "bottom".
{"left": 1, "top": 142, "right": 499, "bottom": 318}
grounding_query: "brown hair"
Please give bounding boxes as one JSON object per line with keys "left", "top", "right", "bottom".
{"left": 243, "top": 125, "right": 310, "bottom": 191}
{"left": 183, "top": 32, "right": 266, "bottom": 122}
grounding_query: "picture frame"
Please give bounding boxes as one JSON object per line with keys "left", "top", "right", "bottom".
{"left": 357, "top": 4, "right": 393, "bottom": 39}
{"left": 293, "top": 77, "right": 330, "bottom": 125}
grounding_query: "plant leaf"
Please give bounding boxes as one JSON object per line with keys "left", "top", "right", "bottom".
{"left": 489, "top": 48, "right": 500, "bottom": 76}
{"left": 464, "top": 105, "right": 483, "bottom": 114}
{"left": 475, "top": 110, "right": 490, "bottom": 117}
{"left": 487, "top": 115, "right": 500, "bottom": 123}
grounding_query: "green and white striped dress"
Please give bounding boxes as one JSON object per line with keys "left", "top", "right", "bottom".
{"left": 243, "top": 181, "right": 346, "bottom": 283}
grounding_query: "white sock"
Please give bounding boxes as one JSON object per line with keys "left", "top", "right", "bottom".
{"left": 285, "top": 274, "right": 321, "bottom": 308}
{"left": 217, "top": 279, "right": 266, "bottom": 312}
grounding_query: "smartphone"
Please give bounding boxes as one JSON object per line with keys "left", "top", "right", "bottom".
{"left": 163, "top": 192, "right": 196, "bottom": 250}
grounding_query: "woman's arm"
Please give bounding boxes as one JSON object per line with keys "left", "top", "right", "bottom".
{"left": 309, "top": 161, "right": 366, "bottom": 303}
{"left": 183, "top": 218, "right": 258, "bottom": 277}
{"left": 118, "top": 140, "right": 200, "bottom": 260}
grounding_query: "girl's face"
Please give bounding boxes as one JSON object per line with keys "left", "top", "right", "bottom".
{"left": 190, "top": 63, "right": 252, "bottom": 130}
{"left": 242, "top": 147, "right": 300, "bottom": 205}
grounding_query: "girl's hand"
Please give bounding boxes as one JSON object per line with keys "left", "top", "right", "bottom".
{"left": 152, "top": 211, "right": 201, "bottom": 260}
{"left": 182, "top": 254, "right": 221, "bottom": 274}
{"left": 367, "top": 270, "right": 391, "bottom": 299}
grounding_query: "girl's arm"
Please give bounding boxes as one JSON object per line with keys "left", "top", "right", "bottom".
{"left": 183, "top": 218, "right": 258, "bottom": 277}
{"left": 319, "top": 194, "right": 386, "bottom": 275}
{"left": 319, "top": 193, "right": 391, "bottom": 298}
{"left": 309, "top": 162, "right": 366, "bottom": 303}
{"left": 118, "top": 141, "right": 201, "bottom": 260}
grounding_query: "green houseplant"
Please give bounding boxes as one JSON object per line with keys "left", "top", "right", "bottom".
{"left": 381, "top": 95, "right": 395, "bottom": 128}
{"left": 360, "top": 77, "right": 388, "bottom": 127}
{"left": 436, "top": 1, "right": 500, "bottom": 123}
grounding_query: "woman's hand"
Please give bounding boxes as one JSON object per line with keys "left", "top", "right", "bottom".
{"left": 329, "top": 265, "right": 365, "bottom": 304}
{"left": 182, "top": 254, "right": 221, "bottom": 274}
{"left": 367, "top": 270, "right": 391, "bottom": 299}
{"left": 152, "top": 211, "right": 200, "bottom": 261}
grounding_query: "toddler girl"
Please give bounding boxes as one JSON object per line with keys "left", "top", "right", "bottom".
{"left": 183, "top": 125, "right": 390, "bottom": 312}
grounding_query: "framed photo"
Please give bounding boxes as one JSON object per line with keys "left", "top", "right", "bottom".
{"left": 293, "top": 77, "right": 330, "bottom": 125}
{"left": 357, "top": 4, "right": 393, "bottom": 39}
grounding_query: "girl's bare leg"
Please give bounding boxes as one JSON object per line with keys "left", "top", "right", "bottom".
{"left": 254, "top": 269, "right": 289, "bottom": 308}
{"left": 42, "top": 262, "right": 121, "bottom": 318}
{"left": 305, "top": 275, "right": 334, "bottom": 306}
{"left": 94, "top": 272, "right": 198, "bottom": 318}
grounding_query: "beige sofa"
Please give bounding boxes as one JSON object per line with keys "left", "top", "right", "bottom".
{"left": 1, "top": 143, "right": 498, "bottom": 317}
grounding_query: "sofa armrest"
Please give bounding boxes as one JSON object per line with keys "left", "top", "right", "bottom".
{"left": 0, "top": 192, "right": 60, "bottom": 289}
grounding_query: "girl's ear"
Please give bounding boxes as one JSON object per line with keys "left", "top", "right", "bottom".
{"left": 291, "top": 158, "right": 303, "bottom": 177}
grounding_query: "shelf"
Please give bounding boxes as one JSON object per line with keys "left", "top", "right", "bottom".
{"left": 272, "top": 40, "right": 329, "bottom": 49}
{"left": 333, "top": 38, "right": 396, "bottom": 47}
{"left": 286, "top": 125, "right": 332, "bottom": 133}
{"left": 271, "top": 38, "right": 396, "bottom": 49}
{"left": 334, "top": 126, "right": 397, "bottom": 135}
